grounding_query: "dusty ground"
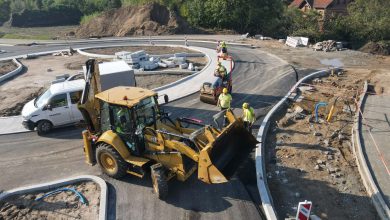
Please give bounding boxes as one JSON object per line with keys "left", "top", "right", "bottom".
{"left": 265, "top": 69, "right": 384, "bottom": 219}
{"left": 0, "top": 181, "right": 99, "bottom": 220}
{"left": 242, "top": 39, "right": 390, "bottom": 70}
{"left": 0, "top": 60, "right": 17, "bottom": 76}
{"left": 84, "top": 45, "right": 200, "bottom": 55}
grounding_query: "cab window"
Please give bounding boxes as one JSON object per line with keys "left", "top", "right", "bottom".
{"left": 70, "top": 91, "right": 81, "bottom": 104}
{"left": 49, "top": 94, "right": 68, "bottom": 108}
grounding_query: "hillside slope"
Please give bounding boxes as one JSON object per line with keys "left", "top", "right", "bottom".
{"left": 76, "top": 3, "right": 199, "bottom": 38}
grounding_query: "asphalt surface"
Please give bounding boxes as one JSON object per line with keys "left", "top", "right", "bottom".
{"left": 361, "top": 94, "right": 390, "bottom": 207}
{"left": 0, "top": 39, "right": 310, "bottom": 219}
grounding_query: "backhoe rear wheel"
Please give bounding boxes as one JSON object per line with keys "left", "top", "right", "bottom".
{"left": 96, "top": 143, "right": 127, "bottom": 179}
{"left": 151, "top": 164, "right": 168, "bottom": 199}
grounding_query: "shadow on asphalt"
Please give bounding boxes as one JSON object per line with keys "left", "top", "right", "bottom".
{"left": 38, "top": 126, "right": 83, "bottom": 140}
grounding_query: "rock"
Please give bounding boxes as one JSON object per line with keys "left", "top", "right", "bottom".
{"left": 324, "top": 151, "right": 330, "bottom": 155}
{"left": 327, "top": 155, "right": 334, "bottom": 160}
{"left": 298, "top": 86, "right": 315, "bottom": 92}
{"left": 314, "top": 132, "right": 322, "bottom": 136}
{"left": 335, "top": 167, "right": 341, "bottom": 172}
{"left": 342, "top": 180, "right": 347, "bottom": 184}
{"left": 338, "top": 133, "right": 346, "bottom": 140}
{"left": 313, "top": 78, "right": 323, "bottom": 83}
{"left": 275, "top": 170, "right": 280, "bottom": 175}
{"left": 336, "top": 172, "right": 342, "bottom": 178}
{"left": 276, "top": 140, "right": 284, "bottom": 145}
{"left": 324, "top": 139, "right": 330, "bottom": 147}
{"left": 327, "top": 167, "right": 336, "bottom": 174}
{"left": 294, "top": 105, "right": 304, "bottom": 113}
{"left": 287, "top": 108, "right": 294, "bottom": 113}
{"left": 316, "top": 159, "right": 324, "bottom": 164}
{"left": 314, "top": 165, "right": 320, "bottom": 170}
{"left": 295, "top": 114, "right": 306, "bottom": 120}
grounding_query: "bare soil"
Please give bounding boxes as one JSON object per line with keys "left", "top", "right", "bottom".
{"left": 0, "top": 60, "right": 17, "bottom": 76}
{"left": 84, "top": 45, "right": 200, "bottom": 55}
{"left": 76, "top": 3, "right": 199, "bottom": 38}
{"left": 0, "top": 181, "right": 99, "bottom": 220}
{"left": 265, "top": 70, "right": 381, "bottom": 219}
{"left": 0, "top": 49, "right": 189, "bottom": 116}
{"left": 242, "top": 39, "right": 390, "bottom": 70}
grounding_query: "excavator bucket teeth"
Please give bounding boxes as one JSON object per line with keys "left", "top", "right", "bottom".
{"left": 198, "top": 121, "right": 258, "bottom": 184}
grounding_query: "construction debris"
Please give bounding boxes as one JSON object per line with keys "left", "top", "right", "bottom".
{"left": 313, "top": 40, "right": 345, "bottom": 52}
{"left": 285, "top": 36, "right": 309, "bottom": 48}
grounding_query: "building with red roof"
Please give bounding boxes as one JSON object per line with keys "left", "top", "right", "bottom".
{"left": 289, "top": 0, "right": 352, "bottom": 20}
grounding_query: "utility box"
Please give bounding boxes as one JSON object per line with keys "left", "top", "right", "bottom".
{"left": 98, "top": 61, "right": 136, "bottom": 91}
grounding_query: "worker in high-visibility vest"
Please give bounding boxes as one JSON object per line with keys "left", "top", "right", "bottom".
{"left": 242, "top": 102, "right": 255, "bottom": 132}
{"left": 217, "top": 88, "right": 232, "bottom": 126}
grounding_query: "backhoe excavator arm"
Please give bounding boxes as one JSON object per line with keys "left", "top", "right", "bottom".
{"left": 78, "top": 59, "right": 102, "bottom": 133}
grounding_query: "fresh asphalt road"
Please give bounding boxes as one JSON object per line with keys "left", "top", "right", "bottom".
{"left": 0, "top": 39, "right": 312, "bottom": 219}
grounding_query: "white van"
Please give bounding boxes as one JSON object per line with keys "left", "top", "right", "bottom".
{"left": 21, "top": 79, "right": 85, "bottom": 134}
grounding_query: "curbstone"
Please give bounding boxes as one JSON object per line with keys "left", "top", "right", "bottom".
{"left": 351, "top": 81, "right": 390, "bottom": 220}
{"left": 0, "top": 59, "right": 24, "bottom": 83}
{"left": 0, "top": 175, "right": 108, "bottom": 220}
{"left": 255, "top": 69, "right": 330, "bottom": 220}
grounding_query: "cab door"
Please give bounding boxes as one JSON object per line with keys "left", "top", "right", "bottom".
{"left": 46, "top": 93, "right": 71, "bottom": 126}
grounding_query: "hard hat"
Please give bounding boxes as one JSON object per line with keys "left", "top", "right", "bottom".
{"left": 223, "top": 88, "right": 228, "bottom": 94}
{"left": 242, "top": 102, "right": 249, "bottom": 109}
{"left": 222, "top": 41, "right": 226, "bottom": 46}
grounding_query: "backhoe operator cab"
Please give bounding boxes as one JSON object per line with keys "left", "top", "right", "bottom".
{"left": 79, "top": 59, "right": 257, "bottom": 199}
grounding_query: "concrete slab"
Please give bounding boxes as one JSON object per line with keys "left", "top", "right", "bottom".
{"left": 361, "top": 94, "right": 390, "bottom": 207}
{"left": 0, "top": 116, "right": 29, "bottom": 135}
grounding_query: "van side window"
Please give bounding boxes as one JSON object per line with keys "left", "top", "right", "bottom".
{"left": 70, "top": 91, "right": 81, "bottom": 104}
{"left": 49, "top": 94, "right": 68, "bottom": 108}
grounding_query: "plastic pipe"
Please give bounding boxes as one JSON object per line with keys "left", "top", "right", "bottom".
{"left": 315, "top": 102, "right": 328, "bottom": 122}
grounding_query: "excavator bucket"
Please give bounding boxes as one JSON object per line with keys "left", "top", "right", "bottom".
{"left": 197, "top": 110, "right": 258, "bottom": 184}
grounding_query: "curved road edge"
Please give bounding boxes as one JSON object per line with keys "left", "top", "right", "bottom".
{"left": 352, "top": 81, "right": 390, "bottom": 220}
{"left": 0, "top": 175, "right": 108, "bottom": 220}
{"left": 255, "top": 69, "right": 330, "bottom": 220}
{"left": 0, "top": 58, "right": 24, "bottom": 83}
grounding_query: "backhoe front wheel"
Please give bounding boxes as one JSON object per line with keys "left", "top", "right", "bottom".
{"left": 96, "top": 143, "right": 127, "bottom": 179}
{"left": 151, "top": 164, "right": 168, "bottom": 199}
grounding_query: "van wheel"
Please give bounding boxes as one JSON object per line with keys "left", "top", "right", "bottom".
{"left": 151, "top": 164, "right": 168, "bottom": 199}
{"left": 37, "top": 120, "right": 52, "bottom": 135}
{"left": 96, "top": 143, "right": 127, "bottom": 179}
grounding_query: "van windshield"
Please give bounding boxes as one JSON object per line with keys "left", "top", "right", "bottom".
{"left": 34, "top": 89, "right": 52, "bottom": 108}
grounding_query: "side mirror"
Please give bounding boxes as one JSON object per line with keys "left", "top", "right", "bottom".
{"left": 164, "top": 94, "right": 169, "bottom": 103}
{"left": 45, "top": 104, "right": 52, "bottom": 111}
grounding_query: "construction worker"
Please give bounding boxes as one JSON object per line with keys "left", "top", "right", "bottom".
{"left": 242, "top": 102, "right": 255, "bottom": 132}
{"left": 214, "top": 61, "right": 227, "bottom": 79}
{"left": 216, "top": 40, "right": 221, "bottom": 52}
{"left": 221, "top": 41, "right": 227, "bottom": 54}
{"left": 217, "top": 88, "right": 232, "bottom": 126}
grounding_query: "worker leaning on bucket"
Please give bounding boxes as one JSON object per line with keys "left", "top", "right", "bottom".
{"left": 242, "top": 102, "right": 255, "bottom": 132}
{"left": 217, "top": 88, "right": 232, "bottom": 126}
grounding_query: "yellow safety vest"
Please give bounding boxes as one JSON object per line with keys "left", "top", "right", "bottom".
{"left": 218, "top": 93, "right": 232, "bottom": 108}
{"left": 243, "top": 107, "right": 255, "bottom": 123}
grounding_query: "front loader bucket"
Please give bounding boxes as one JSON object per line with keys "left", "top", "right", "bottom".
{"left": 198, "top": 119, "right": 258, "bottom": 184}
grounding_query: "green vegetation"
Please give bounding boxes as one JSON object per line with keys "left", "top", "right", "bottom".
{"left": 80, "top": 12, "right": 102, "bottom": 25}
{"left": 0, "top": 0, "right": 388, "bottom": 48}
{"left": 1, "top": 33, "right": 52, "bottom": 40}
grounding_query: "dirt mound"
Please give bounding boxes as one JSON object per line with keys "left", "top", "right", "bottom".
{"left": 359, "top": 41, "right": 390, "bottom": 56}
{"left": 76, "top": 3, "right": 199, "bottom": 38}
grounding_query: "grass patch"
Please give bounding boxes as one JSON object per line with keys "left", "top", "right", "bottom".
{"left": 80, "top": 12, "right": 102, "bottom": 25}
{"left": 1, "top": 33, "right": 52, "bottom": 40}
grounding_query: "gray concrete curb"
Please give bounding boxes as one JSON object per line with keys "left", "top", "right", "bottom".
{"left": 351, "top": 82, "right": 390, "bottom": 220}
{"left": 0, "top": 175, "right": 108, "bottom": 220}
{"left": 255, "top": 69, "right": 329, "bottom": 220}
{"left": 0, "top": 59, "right": 23, "bottom": 83}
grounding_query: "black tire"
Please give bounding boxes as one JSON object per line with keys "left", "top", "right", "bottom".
{"left": 151, "top": 164, "right": 168, "bottom": 199}
{"left": 37, "top": 120, "right": 52, "bottom": 135}
{"left": 96, "top": 143, "right": 127, "bottom": 179}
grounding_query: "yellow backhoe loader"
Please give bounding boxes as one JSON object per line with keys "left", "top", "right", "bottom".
{"left": 78, "top": 59, "right": 257, "bottom": 199}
